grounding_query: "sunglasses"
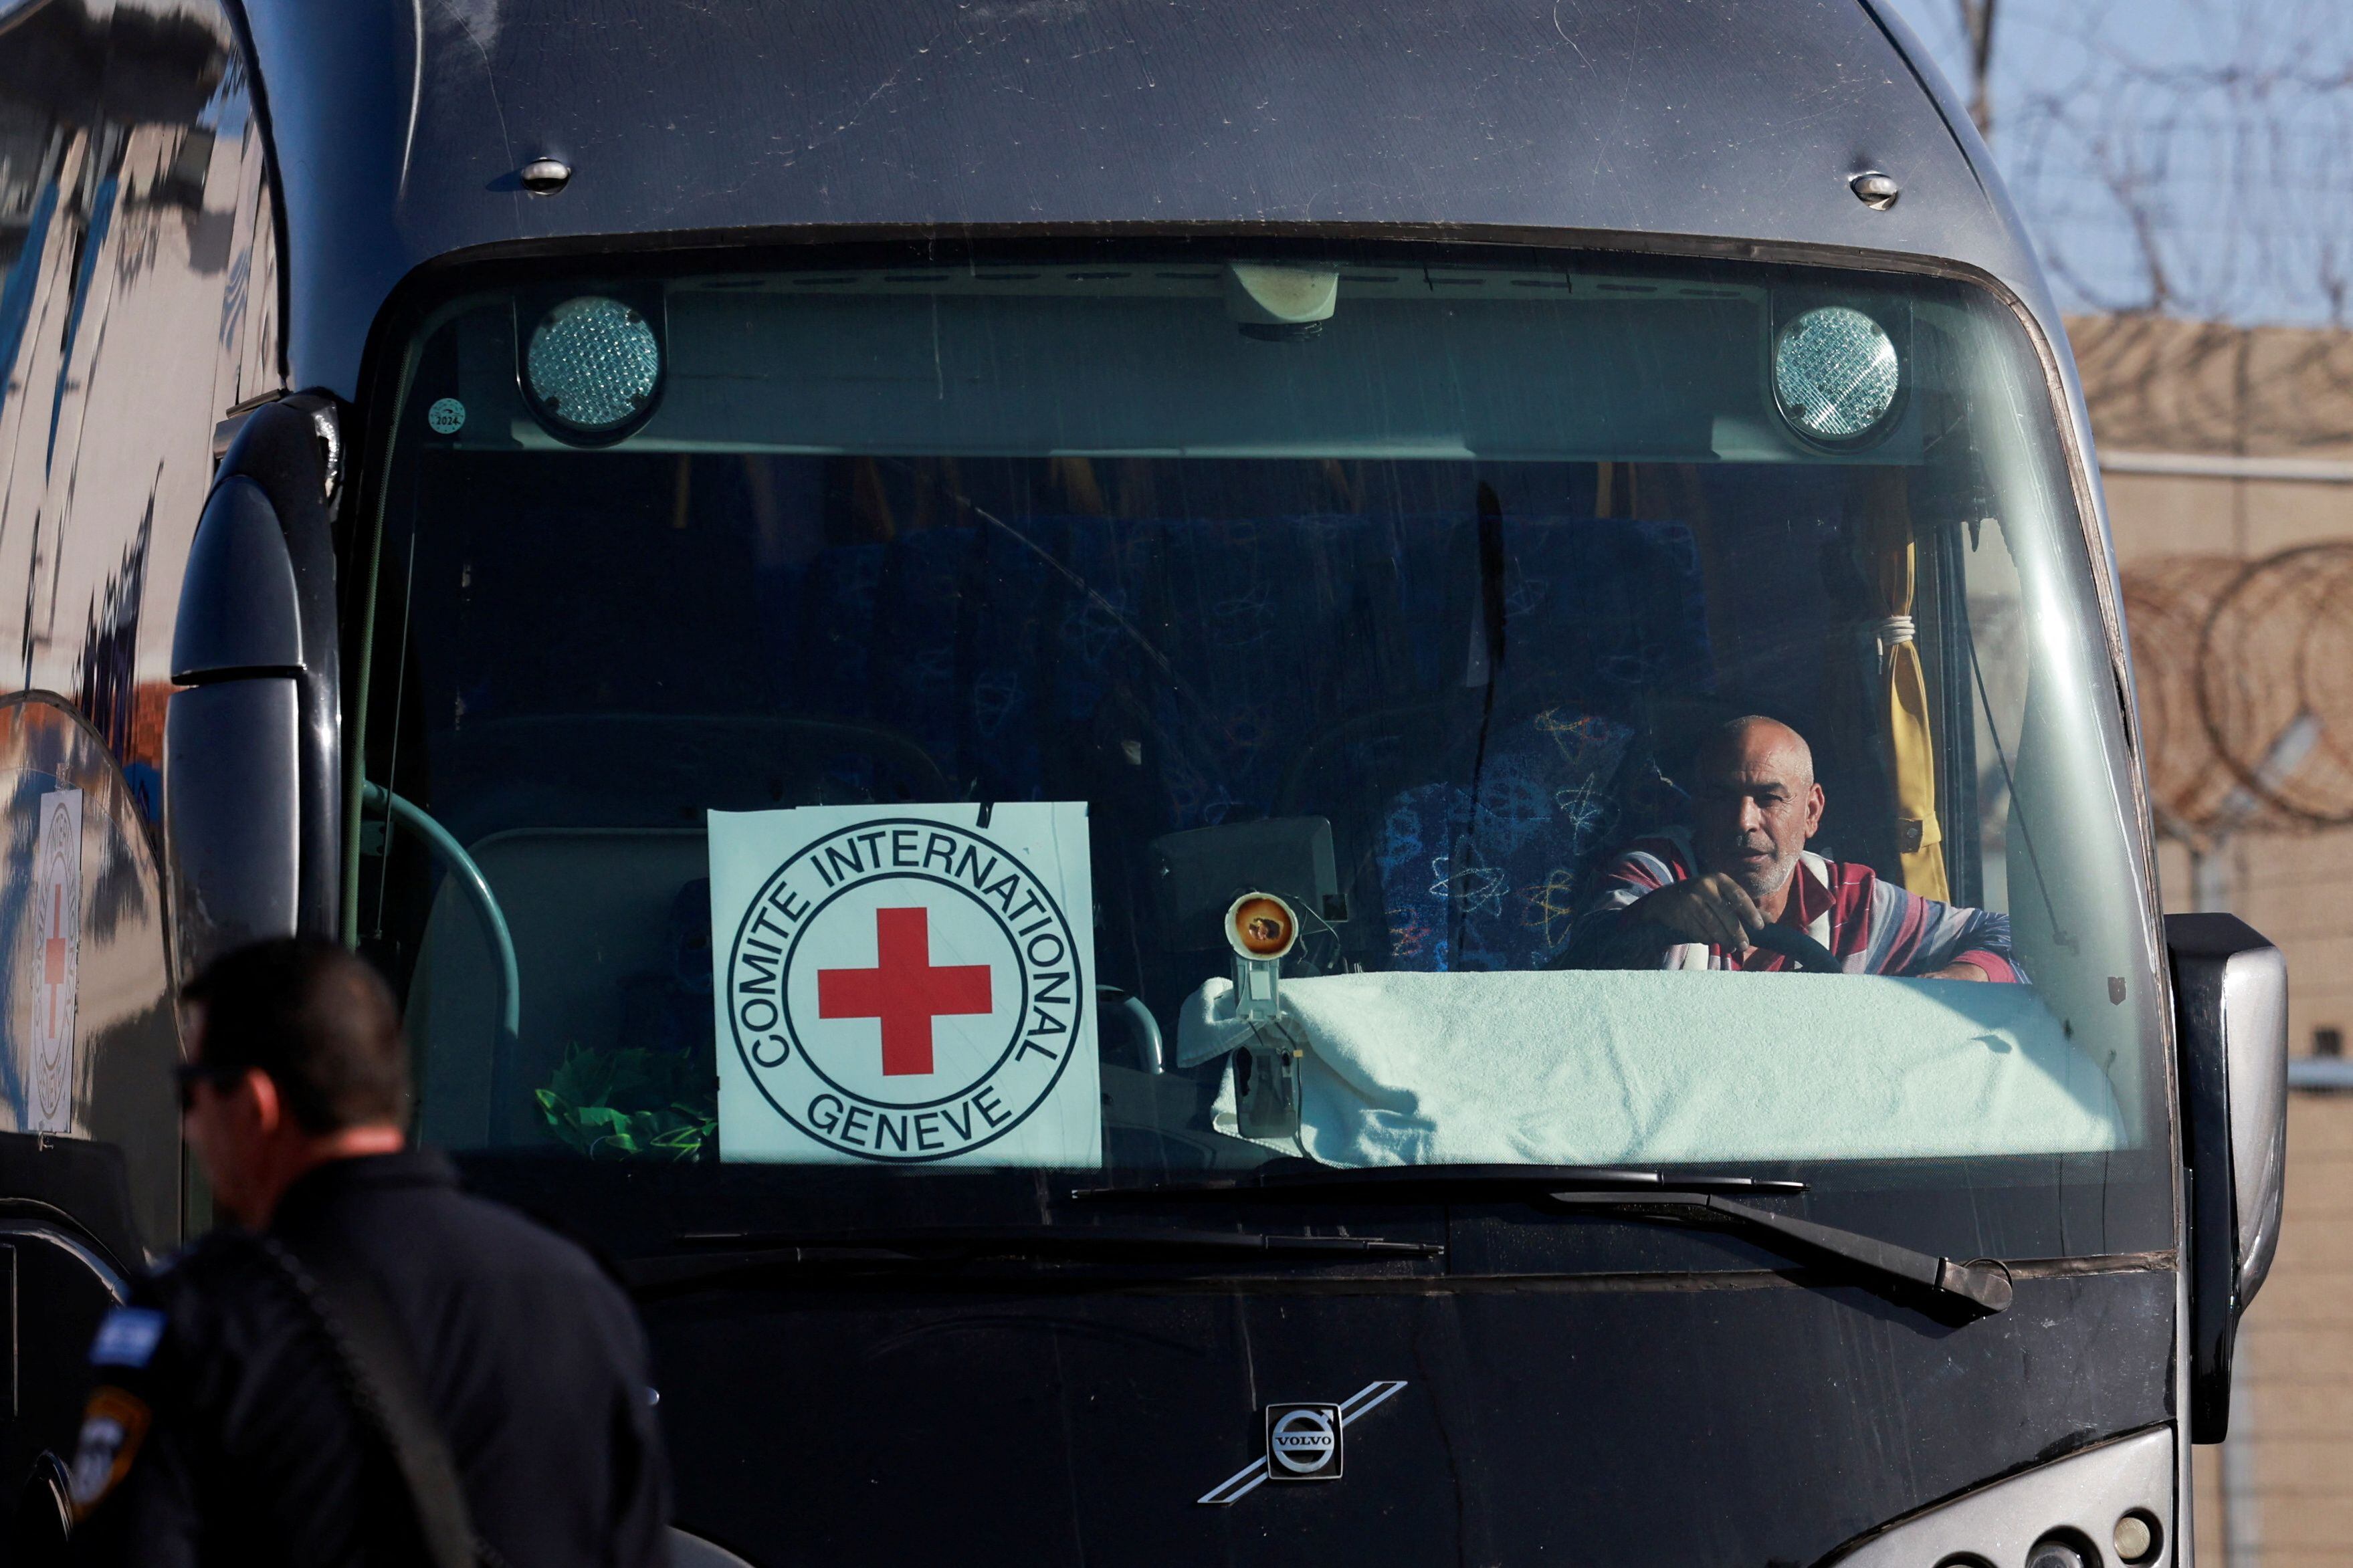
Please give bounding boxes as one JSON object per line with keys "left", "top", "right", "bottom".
{"left": 173, "top": 1062, "right": 247, "bottom": 1113}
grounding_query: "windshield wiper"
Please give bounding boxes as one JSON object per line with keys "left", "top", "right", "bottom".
{"left": 1547, "top": 1192, "right": 2013, "bottom": 1317}
{"left": 1071, "top": 1163, "right": 1807, "bottom": 1202}
{"left": 625, "top": 1226, "right": 1443, "bottom": 1293}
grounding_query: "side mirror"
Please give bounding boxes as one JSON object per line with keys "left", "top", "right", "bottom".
{"left": 165, "top": 397, "right": 342, "bottom": 973}
{"left": 2166, "top": 911, "right": 2288, "bottom": 1442}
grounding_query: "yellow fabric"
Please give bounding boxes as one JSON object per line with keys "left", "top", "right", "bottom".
{"left": 1885, "top": 629, "right": 1950, "bottom": 898}
{"left": 1875, "top": 525, "right": 1950, "bottom": 900}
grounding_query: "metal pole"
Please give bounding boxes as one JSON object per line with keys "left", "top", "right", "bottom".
{"left": 2190, "top": 841, "right": 2230, "bottom": 914}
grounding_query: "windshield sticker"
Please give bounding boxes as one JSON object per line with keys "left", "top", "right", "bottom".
{"left": 708, "top": 803, "right": 1101, "bottom": 1166}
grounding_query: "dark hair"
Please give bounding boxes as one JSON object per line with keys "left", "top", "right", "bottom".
{"left": 180, "top": 939, "right": 410, "bottom": 1134}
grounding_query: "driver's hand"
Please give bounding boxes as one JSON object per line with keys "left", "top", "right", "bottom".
{"left": 1629, "top": 873, "right": 1766, "bottom": 954}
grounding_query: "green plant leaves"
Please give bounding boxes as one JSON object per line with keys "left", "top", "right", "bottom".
{"left": 535, "top": 1045, "right": 717, "bottom": 1161}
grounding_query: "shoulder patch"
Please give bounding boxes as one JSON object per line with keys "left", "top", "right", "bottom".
{"left": 67, "top": 1385, "right": 150, "bottom": 1519}
{"left": 88, "top": 1307, "right": 166, "bottom": 1369}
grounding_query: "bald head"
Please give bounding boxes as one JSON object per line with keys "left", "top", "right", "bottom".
{"left": 1699, "top": 717, "right": 1815, "bottom": 788}
{"left": 1692, "top": 715, "right": 1825, "bottom": 906}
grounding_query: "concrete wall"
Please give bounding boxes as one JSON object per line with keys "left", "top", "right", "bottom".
{"left": 2075, "top": 314, "right": 2353, "bottom": 1568}
{"left": 2191, "top": 1097, "right": 2353, "bottom": 1568}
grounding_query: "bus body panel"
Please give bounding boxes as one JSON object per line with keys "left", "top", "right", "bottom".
{"left": 0, "top": 0, "right": 283, "bottom": 1500}
{"left": 644, "top": 1265, "right": 2172, "bottom": 1563}
{"left": 292, "top": 2, "right": 2178, "bottom": 1551}
{"left": 238, "top": 0, "right": 2065, "bottom": 395}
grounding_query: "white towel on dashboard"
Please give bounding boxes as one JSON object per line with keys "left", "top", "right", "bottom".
{"left": 1179, "top": 968, "right": 2127, "bottom": 1167}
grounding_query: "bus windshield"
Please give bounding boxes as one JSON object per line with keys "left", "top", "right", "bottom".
{"left": 356, "top": 250, "right": 2167, "bottom": 1256}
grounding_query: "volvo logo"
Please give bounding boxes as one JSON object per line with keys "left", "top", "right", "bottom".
{"left": 1266, "top": 1404, "right": 1341, "bottom": 1479}
{"left": 1197, "top": 1381, "right": 1407, "bottom": 1506}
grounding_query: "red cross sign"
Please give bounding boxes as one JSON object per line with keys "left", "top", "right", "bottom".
{"left": 44, "top": 885, "right": 67, "bottom": 1035}
{"left": 817, "top": 907, "right": 993, "bottom": 1077}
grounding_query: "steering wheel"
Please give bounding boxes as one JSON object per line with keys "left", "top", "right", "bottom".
{"left": 1748, "top": 923, "right": 1843, "bottom": 975}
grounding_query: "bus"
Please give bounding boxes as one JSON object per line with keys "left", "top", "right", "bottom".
{"left": 0, "top": 0, "right": 2291, "bottom": 1562}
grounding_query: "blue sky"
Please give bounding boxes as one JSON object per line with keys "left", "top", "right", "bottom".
{"left": 1881, "top": 0, "right": 2353, "bottom": 327}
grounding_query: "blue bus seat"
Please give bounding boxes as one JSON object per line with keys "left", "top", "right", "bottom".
{"left": 737, "top": 508, "right": 1710, "bottom": 978}
{"left": 1378, "top": 711, "right": 1635, "bottom": 972}
{"left": 1372, "top": 514, "right": 1714, "bottom": 971}
{"left": 1152, "top": 515, "right": 1393, "bottom": 828}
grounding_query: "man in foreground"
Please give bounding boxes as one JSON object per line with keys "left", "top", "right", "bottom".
{"left": 1564, "top": 715, "right": 2019, "bottom": 980}
{"left": 66, "top": 938, "right": 671, "bottom": 1566}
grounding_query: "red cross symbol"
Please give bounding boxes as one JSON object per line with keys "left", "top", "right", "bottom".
{"left": 817, "top": 907, "right": 993, "bottom": 1077}
{"left": 43, "top": 885, "right": 67, "bottom": 1035}
{"left": 44, "top": 886, "right": 66, "bottom": 984}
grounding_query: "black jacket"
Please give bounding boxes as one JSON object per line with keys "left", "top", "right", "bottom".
{"left": 66, "top": 1150, "right": 671, "bottom": 1567}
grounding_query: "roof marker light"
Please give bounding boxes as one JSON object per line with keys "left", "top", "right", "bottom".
{"left": 525, "top": 296, "right": 661, "bottom": 439}
{"left": 1774, "top": 305, "right": 1900, "bottom": 445}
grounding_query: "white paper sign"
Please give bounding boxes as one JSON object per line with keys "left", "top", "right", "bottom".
{"left": 709, "top": 803, "right": 1102, "bottom": 1166}
{"left": 30, "top": 788, "right": 82, "bottom": 1135}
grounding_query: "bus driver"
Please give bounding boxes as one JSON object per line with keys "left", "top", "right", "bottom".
{"left": 1562, "top": 716, "right": 2020, "bottom": 982}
